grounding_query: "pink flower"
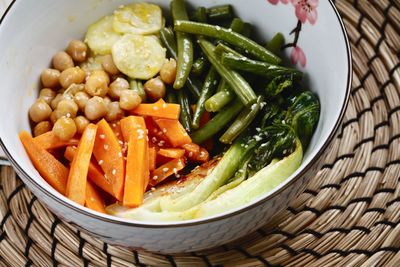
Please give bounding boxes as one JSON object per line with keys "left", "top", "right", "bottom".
{"left": 268, "top": 0, "right": 290, "bottom": 5}
{"left": 291, "top": 0, "right": 318, "bottom": 24}
{"left": 291, "top": 46, "right": 306, "bottom": 67}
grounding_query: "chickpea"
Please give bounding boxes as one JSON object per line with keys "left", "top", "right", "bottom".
{"left": 50, "top": 93, "right": 68, "bottom": 110}
{"left": 33, "top": 121, "right": 52, "bottom": 137}
{"left": 102, "top": 55, "right": 119, "bottom": 75}
{"left": 103, "top": 96, "right": 112, "bottom": 107}
{"left": 108, "top": 77, "right": 129, "bottom": 99}
{"left": 160, "top": 58, "right": 177, "bottom": 85}
{"left": 38, "top": 88, "right": 56, "bottom": 105}
{"left": 74, "top": 116, "right": 90, "bottom": 134}
{"left": 50, "top": 109, "right": 63, "bottom": 124}
{"left": 29, "top": 99, "right": 52, "bottom": 123}
{"left": 59, "top": 67, "right": 86, "bottom": 89}
{"left": 144, "top": 77, "right": 166, "bottom": 101}
{"left": 74, "top": 91, "right": 90, "bottom": 110}
{"left": 85, "top": 96, "right": 107, "bottom": 121}
{"left": 40, "top": 69, "right": 60, "bottom": 89}
{"left": 106, "top": 102, "right": 124, "bottom": 122}
{"left": 66, "top": 40, "right": 87, "bottom": 63}
{"left": 53, "top": 117, "right": 77, "bottom": 141}
{"left": 85, "top": 70, "right": 110, "bottom": 97}
{"left": 119, "top": 90, "right": 141, "bottom": 110}
{"left": 56, "top": 99, "right": 79, "bottom": 118}
{"left": 52, "top": 51, "right": 74, "bottom": 71}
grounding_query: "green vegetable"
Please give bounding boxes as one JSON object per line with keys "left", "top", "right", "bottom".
{"left": 198, "top": 39, "right": 257, "bottom": 107}
{"left": 242, "top": 22, "right": 252, "bottom": 38}
{"left": 192, "top": 67, "right": 219, "bottom": 129}
{"left": 177, "top": 90, "right": 192, "bottom": 132}
{"left": 205, "top": 80, "right": 234, "bottom": 112}
{"left": 265, "top": 74, "right": 296, "bottom": 96}
{"left": 174, "top": 20, "right": 281, "bottom": 64}
{"left": 166, "top": 90, "right": 178, "bottom": 104}
{"left": 194, "top": 139, "right": 302, "bottom": 218}
{"left": 220, "top": 96, "right": 264, "bottom": 144}
{"left": 159, "top": 27, "right": 201, "bottom": 98}
{"left": 129, "top": 79, "right": 146, "bottom": 102}
{"left": 266, "top": 32, "right": 285, "bottom": 55}
{"left": 191, "top": 98, "right": 243, "bottom": 144}
{"left": 159, "top": 135, "right": 257, "bottom": 212}
{"left": 193, "top": 6, "right": 208, "bottom": 23}
{"left": 206, "top": 5, "right": 233, "bottom": 21}
{"left": 171, "top": 0, "right": 194, "bottom": 89}
{"left": 191, "top": 56, "right": 209, "bottom": 76}
{"left": 220, "top": 52, "right": 303, "bottom": 79}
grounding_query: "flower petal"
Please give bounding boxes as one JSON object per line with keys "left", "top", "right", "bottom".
{"left": 268, "top": 0, "right": 280, "bottom": 4}
{"left": 295, "top": 6, "right": 308, "bottom": 23}
{"left": 307, "top": 9, "right": 318, "bottom": 24}
{"left": 297, "top": 46, "right": 307, "bottom": 67}
{"left": 281, "top": 0, "right": 290, "bottom": 4}
{"left": 308, "top": 0, "right": 319, "bottom": 8}
{"left": 291, "top": 47, "right": 300, "bottom": 64}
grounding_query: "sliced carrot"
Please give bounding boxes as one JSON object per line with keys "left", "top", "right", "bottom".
{"left": 149, "top": 146, "right": 157, "bottom": 171}
{"left": 131, "top": 99, "right": 180, "bottom": 120}
{"left": 149, "top": 158, "right": 186, "bottom": 187}
{"left": 19, "top": 131, "right": 68, "bottom": 194}
{"left": 157, "top": 148, "right": 185, "bottom": 159}
{"left": 120, "top": 116, "right": 149, "bottom": 207}
{"left": 66, "top": 124, "right": 97, "bottom": 205}
{"left": 64, "top": 146, "right": 114, "bottom": 197}
{"left": 181, "top": 143, "right": 200, "bottom": 159}
{"left": 92, "top": 119, "right": 125, "bottom": 201}
{"left": 110, "top": 121, "right": 124, "bottom": 147}
{"left": 34, "top": 131, "right": 79, "bottom": 150}
{"left": 85, "top": 181, "right": 106, "bottom": 213}
{"left": 153, "top": 119, "right": 192, "bottom": 147}
{"left": 195, "top": 147, "right": 210, "bottom": 162}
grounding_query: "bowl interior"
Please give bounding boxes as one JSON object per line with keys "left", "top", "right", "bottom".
{"left": 0, "top": 0, "right": 350, "bottom": 224}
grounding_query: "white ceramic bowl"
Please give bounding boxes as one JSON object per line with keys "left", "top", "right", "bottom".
{"left": 0, "top": 0, "right": 351, "bottom": 253}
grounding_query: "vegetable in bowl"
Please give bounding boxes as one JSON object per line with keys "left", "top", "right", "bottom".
{"left": 19, "top": 0, "right": 320, "bottom": 221}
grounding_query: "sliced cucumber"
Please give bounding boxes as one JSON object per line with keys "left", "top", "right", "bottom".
{"left": 113, "top": 3, "right": 163, "bottom": 35}
{"left": 85, "top": 16, "right": 122, "bottom": 55}
{"left": 112, "top": 34, "right": 166, "bottom": 79}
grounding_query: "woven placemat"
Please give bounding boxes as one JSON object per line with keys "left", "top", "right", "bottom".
{"left": 1, "top": 0, "right": 400, "bottom": 266}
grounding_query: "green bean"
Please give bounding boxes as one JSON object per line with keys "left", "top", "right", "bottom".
{"left": 205, "top": 80, "right": 235, "bottom": 112}
{"left": 171, "top": 0, "right": 193, "bottom": 89}
{"left": 214, "top": 43, "right": 242, "bottom": 57}
{"left": 191, "top": 98, "right": 244, "bottom": 144}
{"left": 206, "top": 5, "right": 233, "bottom": 21}
{"left": 177, "top": 90, "right": 192, "bottom": 132}
{"left": 198, "top": 39, "right": 257, "bottom": 107}
{"left": 242, "top": 23, "right": 252, "bottom": 38}
{"left": 266, "top": 32, "right": 285, "bottom": 55}
{"left": 193, "top": 6, "right": 208, "bottom": 22}
{"left": 220, "top": 52, "right": 303, "bottom": 79}
{"left": 174, "top": 20, "right": 281, "bottom": 64}
{"left": 166, "top": 90, "right": 177, "bottom": 104}
{"left": 191, "top": 56, "right": 209, "bottom": 76}
{"left": 192, "top": 67, "right": 219, "bottom": 129}
{"left": 129, "top": 79, "right": 146, "bottom": 102}
{"left": 220, "top": 96, "right": 264, "bottom": 144}
{"left": 160, "top": 27, "right": 201, "bottom": 99}
{"left": 229, "top": 18, "right": 244, "bottom": 35}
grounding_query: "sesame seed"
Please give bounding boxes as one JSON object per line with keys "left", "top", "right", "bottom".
{"left": 188, "top": 152, "right": 193, "bottom": 157}
{"left": 151, "top": 187, "right": 156, "bottom": 191}
{"left": 162, "top": 128, "right": 167, "bottom": 133}
{"left": 98, "top": 160, "right": 104, "bottom": 165}
{"left": 153, "top": 106, "right": 158, "bottom": 110}
{"left": 118, "top": 140, "right": 123, "bottom": 145}
{"left": 162, "top": 167, "right": 169, "bottom": 172}
{"left": 200, "top": 151, "right": 206, "bottom": 157}
{"left": 152, "top": 137, "right": 157, "bottom": 143}
{"left": 173, "top": 168, "right": 177, "bottom": 174}
{"left": 104, "top": 144, "right": 109, "bottom": 150}
{"left": 118, "top": 152, "right": 122, "bottom": 157}
{"left": 152, "top": 175, "right": 158, "bottom": 180}
{"left": 99, "top": 134, "right": 105, "bottom": 139}
{"left": 112, "top": 169, "right": 116, "bottom": 175}
{"left": 162, "top": 103, "right": 167, "bottom": 108}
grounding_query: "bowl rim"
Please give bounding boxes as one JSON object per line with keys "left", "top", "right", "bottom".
{"left": 0, "top": 0, "right": 352, "bottom": 228}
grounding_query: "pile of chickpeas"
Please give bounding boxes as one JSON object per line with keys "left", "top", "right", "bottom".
{"left": 29, "top": 39, "right": 177, "bottom": 141}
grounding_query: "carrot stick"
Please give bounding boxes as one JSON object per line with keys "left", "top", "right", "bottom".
{"left": 131, "top": 99, "right": 180, "bottom": 120}
{"left": 110, "top": 121, "right": 124, "bottom": 147}
{"left": 64, "top": 146, "right": 114, "bottom": 197}
{"left": 157, "top": 148, "right": 185, "bottom": 159}
{"left": 182, "top": 143, "right": 201, "bottom": 159}
{"left": 19, "top": 131, "right": 68, "bottom": 194}
{"left": 149, "top": 146, "right": 157, "bottom": 171}
{"left": 66, "top": 124, "right": 97, "bottom": 205}
{"left": 85, "top": 181, "right": 106, "bottom": 213}
{"left": 34, "top": 131, "right": 79, "bottom": 150}
{"left": 153, "top": 119, "right": 192, "bottom": 147}
{"left": 149, "top": 158, "right": 186, "bottom": 187}
{"left": 93, "top": 119, "right": 125, "bottom": 201}
{"left": 120, "top": 116, "right": 149, "bottom": 207}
